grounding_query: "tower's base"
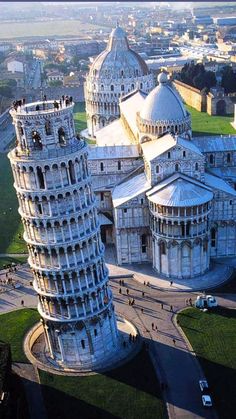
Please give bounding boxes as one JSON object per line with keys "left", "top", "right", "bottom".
{"left": 24, "top": 315, "right": 140, "bottom": 375}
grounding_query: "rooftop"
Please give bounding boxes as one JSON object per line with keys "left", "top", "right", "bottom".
{"left": 112, "top": 171, "right": 150, "bottom": 208}
{"left": 10, "top": 99, "right": 74, "bottom": 117}
{"left": 141, "top": 134, "right": 202, "bottom": 162}
{"left": 148, "top": 174, "right": 213, "bottom": 207}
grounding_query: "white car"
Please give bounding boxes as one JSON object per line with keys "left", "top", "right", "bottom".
{"left": 199, "top": 379, "right": 209, "bottom": 392}
{"left": 202, "top": 395, "right": 212, "bottom": 407}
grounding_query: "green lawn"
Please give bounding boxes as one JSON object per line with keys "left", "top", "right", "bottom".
{"left": 186, "top": 105, "right": 236, "bottom": 136}
{"left": 73, "top": 102, "right": 96, "bottom": 144}
{"left": 73, "top": 102, "right": 87, "bottom": 133}
{"left": 40, "top": 348, "right": 166, "bottom": 419}
{"left": 177, "top": 307, "right": 236, "bottom": 419}
{"left": 0, "top": 153, "right": 27, "bottom": 254}
{"left": 0, "top": 256, "right": 28, "bottom": 270}
{"left": 0, "top": 20, "right": 109, "bottom": 40}
{"left": 0, "top": 309, "right": 40, "bottom": 362}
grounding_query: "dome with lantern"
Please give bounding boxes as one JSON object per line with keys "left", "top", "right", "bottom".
{"left": 137, "top": 72, "right": 192, "bottom": 140}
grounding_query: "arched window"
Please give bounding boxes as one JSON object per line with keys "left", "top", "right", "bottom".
{"left": 183, "top": 151, "right": 186, "bottom": 158}
{"left": 121, "top": 84, "right": 124, "bottom": 92}
{"left": 141, "top": 234, "right": 147, "bottom": 253}
{"left": 81, "top": 339, "right": 85, "bottom": 349}
{"left": 58, "top": 127, "right": 66, "bottom": 146}
{"left": 211, "top": 228, "right": 216, "bottom": 247}
{"left": 111, "top": 85, "right": 114, "bottom": 92}
{"left": 36, "top": 167, "right": 45, "bottom": 189}
{"left": 156, "top": 165, "right": 159, "bottom": 174}
{"left": 68, "top": 161, "right": 76, "bottom": 184}
{"left": 175, "top": 163, "right": 179, "bottom": 171}
{"left": 186, "top": 221, "right": 191, "bottom": 236}
{"left": 94, "top": 329, "right": 97, "bottom": 336}
{"left": 100, "top": 162, "right": 104, "bottom": 172}
{"left": 121, "top": 70, "right": 124, "bottom": 77}
{"left": 101, "top": 84, "right": 104, "bottom": 91}
{"left": 209, "top": 154, "right": 214, "bottom": 165}
{"left": 118, "top": 161, "right": 121, "bottom": 171}
{"left": 45, "top": 120, "right": 51, "bottom": 135}
{"left": 168, "top": 151, "right": 171, "bottom": 159}
{"left": 32, "top": 131, "right": 42, "bottom": 150}
{"left": 227, "top": 153, "right": 231, "bottom": 164}
{"left": 131, "top": 83, "right": 134, "bottom": 90}
{"left": 160, "top": 242, "right": 166, "bottom": 255}
{"left": 195, "top": 162, "right": 198, "bottom": 171}
{"left": 140, "top": 82, "right": 143, "bottom": 89}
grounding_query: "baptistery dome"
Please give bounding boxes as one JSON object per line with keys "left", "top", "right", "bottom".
{"left": 137, "top": 72, "right": 192, "bottom": 141}
{"left": 90, "top": 25, "right": 149, "bottom": 79}
{"left": 84, "top": 24, "right": 154, "bottom": 137}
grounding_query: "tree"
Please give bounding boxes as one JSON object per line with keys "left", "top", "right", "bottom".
{"left": 48, "top": 80, "right": 63, "bottom": 87}
{"left": 221, "top": 66, "right": 236, "bottom": 93}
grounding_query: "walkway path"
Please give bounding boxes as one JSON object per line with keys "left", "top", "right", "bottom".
{"left": 12, "top": 363, "right": 47, "bottom": 419}
{"left": 110, "top": 276, "right": 217, "bottom": 419}
{"left": 105, "top": 246, "right": 233, "bottom": 292}
{"left": 1, "top": 247, "right": 235, "bottom": 418}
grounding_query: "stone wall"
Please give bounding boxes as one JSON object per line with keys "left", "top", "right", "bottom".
{"left": 173, "top": 80, "right": 206, "bottom": 112}
{"left": 207, "top": 92, "right": 234, "bottom": 115}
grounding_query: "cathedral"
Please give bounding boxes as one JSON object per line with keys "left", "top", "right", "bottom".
{"left": 85, "top": 26, "right": 236, "bottom": 280}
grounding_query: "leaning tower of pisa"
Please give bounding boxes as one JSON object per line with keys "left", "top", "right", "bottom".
{"left": 8, "top": 99, "right": 119, "bottom": 369}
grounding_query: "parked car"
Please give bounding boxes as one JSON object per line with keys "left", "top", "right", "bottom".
{"left": 202, "top": 394, "right": 212, "bottom": 407}
{"left": 195, "top": 295, "right": 218, "bottom": 309}
{"left": 199, "top": 379, "right": 209, "bottom": 392}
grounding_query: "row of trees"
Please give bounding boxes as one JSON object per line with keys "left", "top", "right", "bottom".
{"left": 180, "top": 62, "right": 236, "bottom": 94}
{"left": 180, "top": 62, "right": 216, "bottom": 91}
{"left": 0, "top": 79, "right": 17, "bottom": 98}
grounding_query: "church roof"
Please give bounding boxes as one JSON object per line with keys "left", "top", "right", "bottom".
{"left": 120, "top": 90, "right": 146, "bottom": 136}
{"left": 148, "top": 174, "right": 213, "bottom": 207}
{"left": 140, "top": 73, "right": 188, "bottom": 123}
{"left": 141, "top": 134, "right": 202, "bottom": 161}
{"left": 209, "top": 166, "right": 236, "bottom": 179}
{"left": 112, "top": 171, "right": 150, "bottom": 207}
{"left": 88, "top": 25, "right": 149, "bottom": 79}
{"left": 205, "top": 173, "right": 236, "bottom": 196}
{"left": 88, "top": 144, "right": 139, "bottom": 160}
{"left": 192, "top": 136, "right": 236, "bottom": 152}
{"left": 95, "top": 119, "right": 132, "bottom": 146}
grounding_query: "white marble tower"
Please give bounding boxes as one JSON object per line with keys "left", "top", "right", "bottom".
{"left": 8, "top": 99, "right": 119, "bottom": 368}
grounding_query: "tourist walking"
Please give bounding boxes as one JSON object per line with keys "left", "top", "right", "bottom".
{"left": 173, "top": 338, "right": 176, "bottom": 346}
{"left": 126, "top": 288, "right": 129, "bottom": 295}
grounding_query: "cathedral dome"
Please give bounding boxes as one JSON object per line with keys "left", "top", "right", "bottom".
{"left": 89, "top": 24, "right": 149, "bottom": 79}
{"left": 137, "top": 72, "right": 191, "bottom": 139}
{"left": 140, "top": 73, "right": 188, "bottom": 122}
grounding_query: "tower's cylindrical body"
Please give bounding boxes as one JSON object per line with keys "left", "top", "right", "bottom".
{"left": 8, "top": 99, "right": 119, "bottom": 368}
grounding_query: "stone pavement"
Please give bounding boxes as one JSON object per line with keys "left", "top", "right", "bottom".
{"left": 12, "top": 363, "right": 47, "bottom": 419}
{"left": 0, "top": 264, "right": 36, "bottom": 313}
{"left": 105, "top": 245, "right": 233, "bottom": 292}
{"left": 1, "top": 249, "right": 235, "bottom": 418}
{"left": 110, "top": 276, "right": 217, "bottom": 419}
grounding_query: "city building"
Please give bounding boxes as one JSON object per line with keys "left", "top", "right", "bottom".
{"left": 84, "top": 24, "right": 154, "bottom": 137}
{"left": 8, "top": 99, "right": 119, "bottom": 368}
{"left": 88, "top": 72, "right": 236, "bottom": 278}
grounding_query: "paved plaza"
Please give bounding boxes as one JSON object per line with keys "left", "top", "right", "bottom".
{"left": 0, "top": 249, "right": 236, "bottom": 419}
